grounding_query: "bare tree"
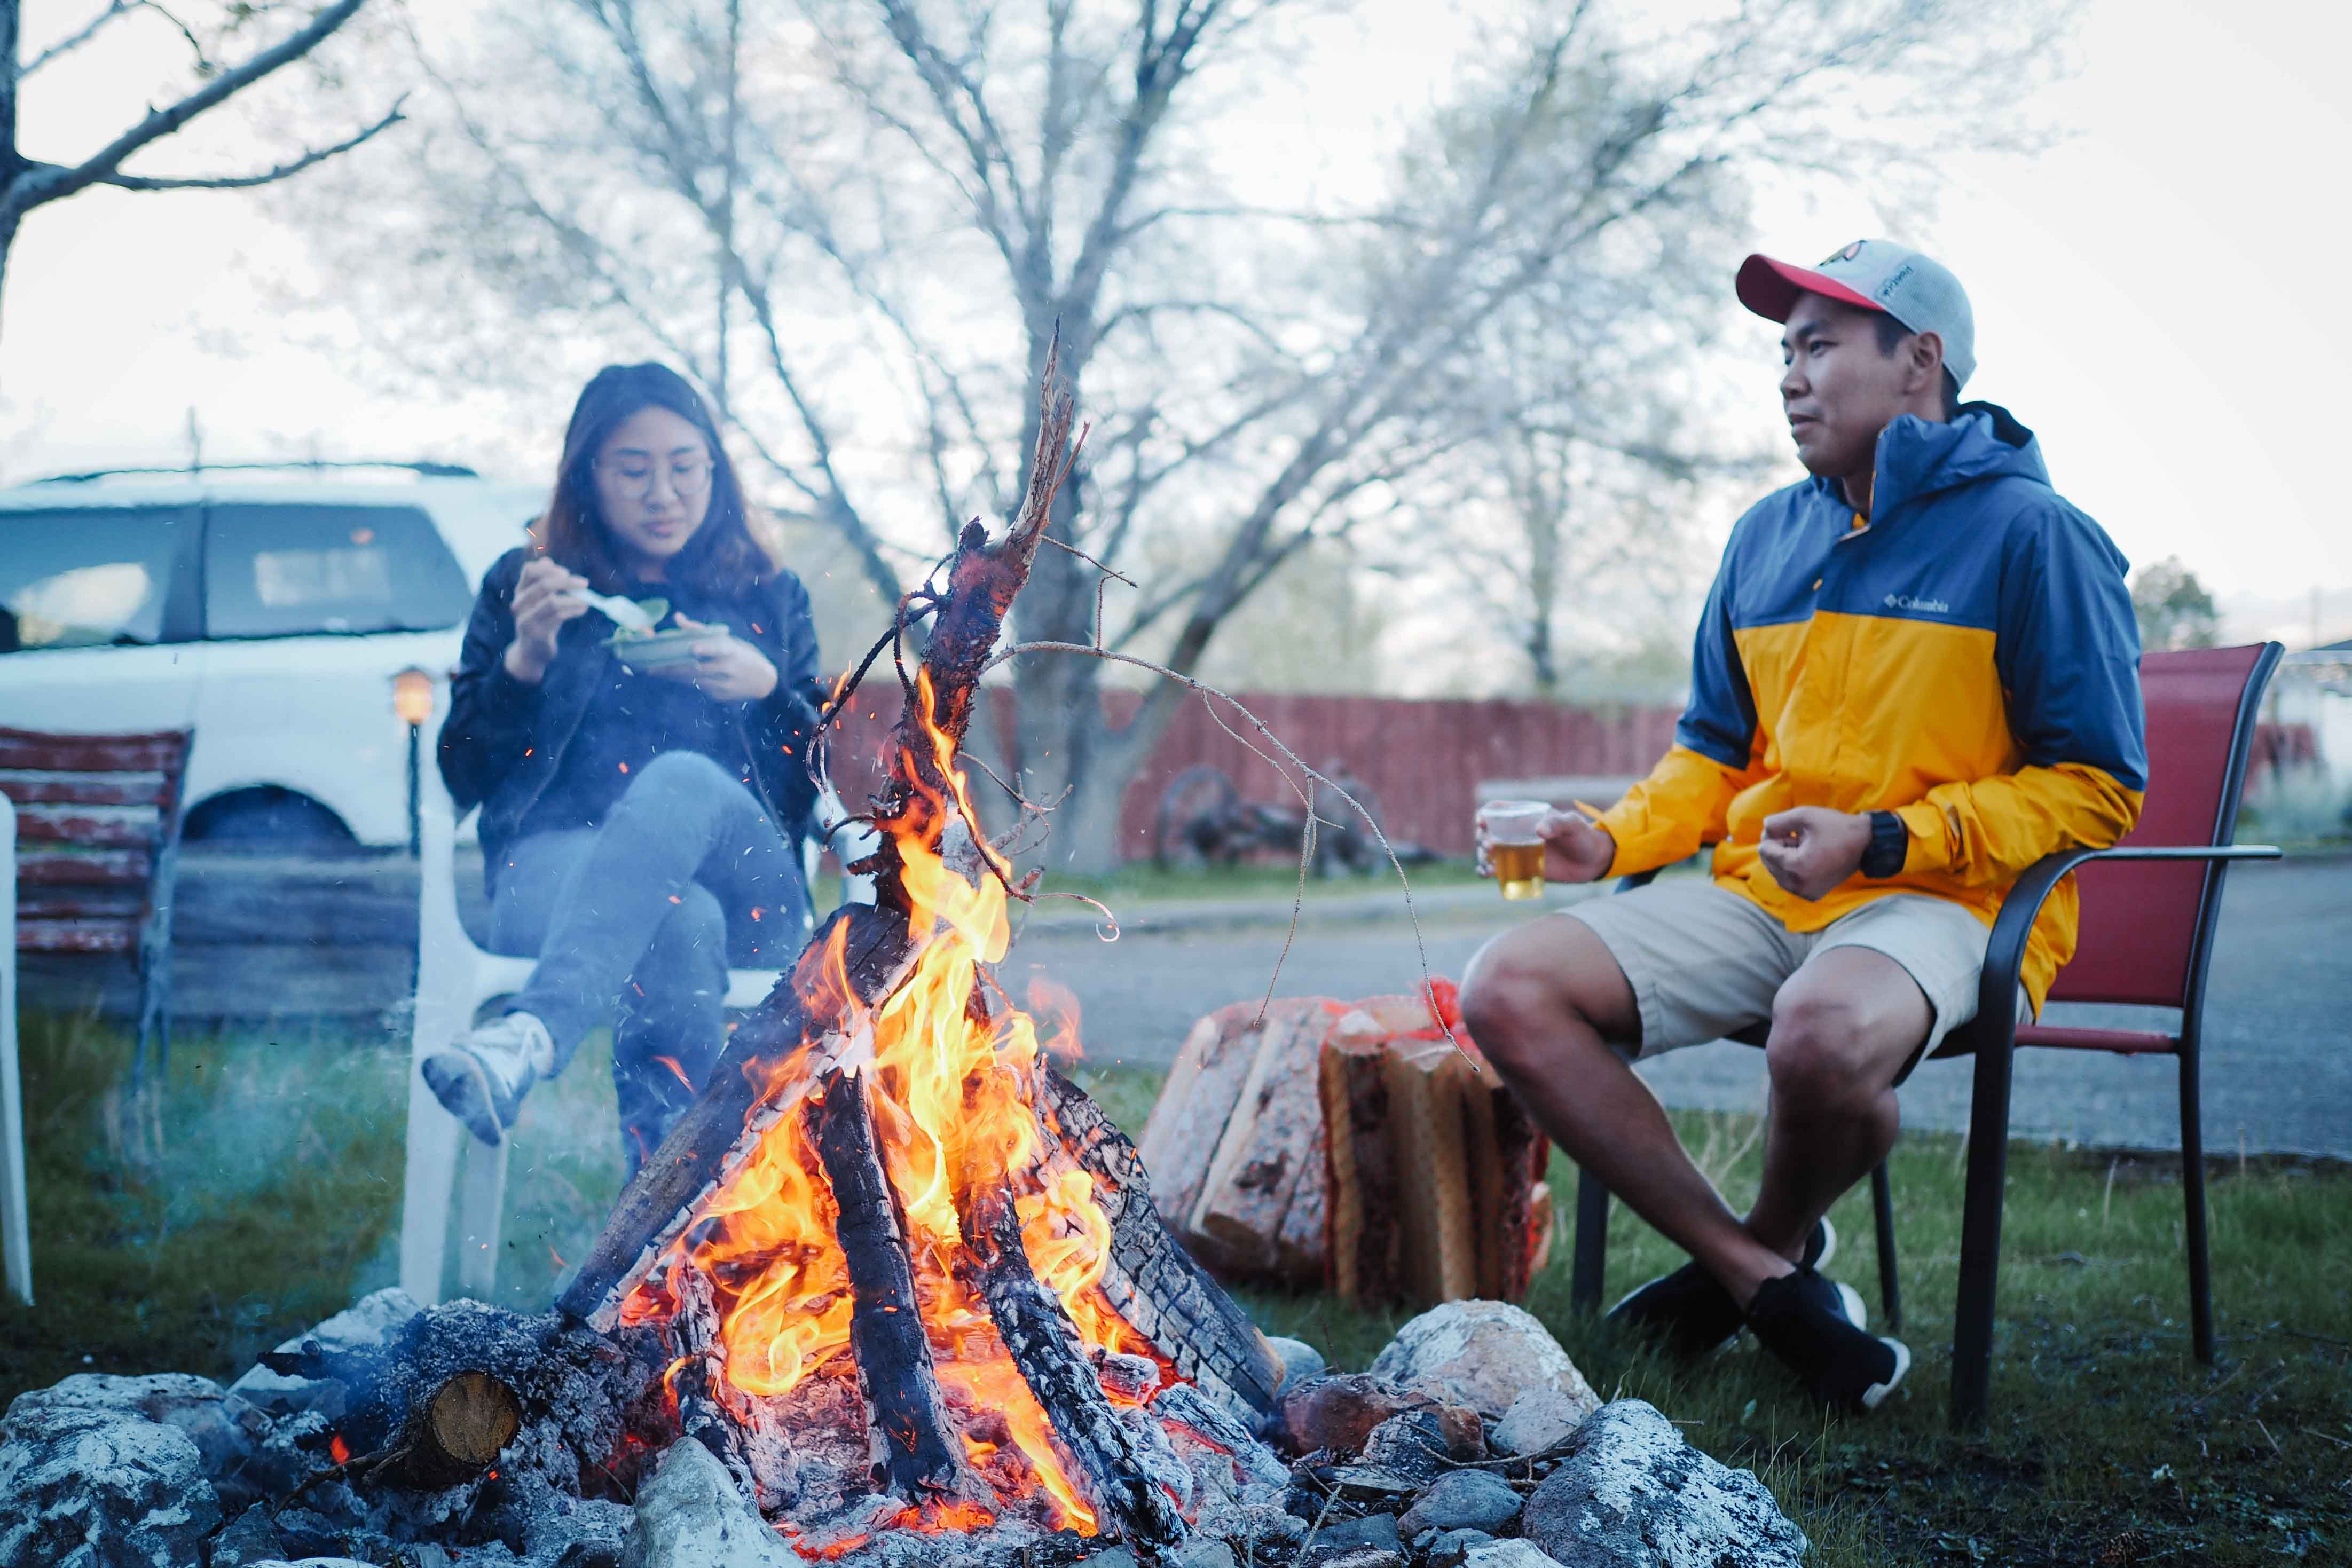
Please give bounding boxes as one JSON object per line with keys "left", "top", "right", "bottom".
{"left": 0, "top": 0, "right": 403, "bottom": 341}
{"left": 284, "top": 0, "right": 2075, "bottom": 872}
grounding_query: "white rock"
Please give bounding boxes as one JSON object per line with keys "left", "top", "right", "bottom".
{"left": 1491, "top": 1385, "right": 1590, "bottom": 1456}
{"left": 1460, "top": 1541, "right": 1568, "bottom": 1568}
{"left": 0, "top": 1405, "right": 222, "bottom": 1568}
{"left": 7, "top": 1372, "right": 247, "bottom": 1478}
{"left": 620, "top": 1438, "right": 797, "bottom": 1568}
{"left": 1520, "top": 1399, "right": 1807, "bottom": 1568}
{"left": 1366, "top": 1301, "right": 1600, "bottom": 1424}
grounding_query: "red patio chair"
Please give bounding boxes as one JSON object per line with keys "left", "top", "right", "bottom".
{"left": 1564, "top": 643, "right": 2284, "bottom": 1427}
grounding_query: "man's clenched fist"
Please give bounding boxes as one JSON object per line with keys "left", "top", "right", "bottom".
{"left": 1757, "top": 806, "right": 1873, "bottom": 900}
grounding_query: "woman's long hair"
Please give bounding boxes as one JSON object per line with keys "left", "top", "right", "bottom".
{"left": 538, "top": 363, "right": 782, "bottom": 595}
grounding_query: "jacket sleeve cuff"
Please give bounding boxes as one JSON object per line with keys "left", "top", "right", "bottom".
{"left": 482, "top": 658, "right": 544, "bottom": 721}
{"left": 1894, "top": 800, "right": 1954, "bottom": 874}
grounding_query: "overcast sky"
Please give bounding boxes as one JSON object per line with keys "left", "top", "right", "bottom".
{"left": 4, "top": 0, "right": 2347, "bottom": 647}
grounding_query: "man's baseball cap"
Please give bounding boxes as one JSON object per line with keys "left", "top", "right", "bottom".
{"left": 1736, "top": 239, "right": 1975, "bottom": 392}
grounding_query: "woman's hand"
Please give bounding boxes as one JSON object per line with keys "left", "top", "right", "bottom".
{"left": 503, "top": 557, "right": 589, "bottom": 685}
{"left": 648, "top": 613, "right": 778, "bottom": 702}
{"left": 1474, "top": 803, "right": 1617, "bottom": 885}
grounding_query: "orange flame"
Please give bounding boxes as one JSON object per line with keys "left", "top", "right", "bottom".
{"left": 328, "top": 1433, "right": 351, "bottom": 1466}
{"left": 623, "top": 672, "right": 1139, "bottom": 1532}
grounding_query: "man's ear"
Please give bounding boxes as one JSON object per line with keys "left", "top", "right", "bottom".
{"left": 1908, "top": 329, "right": 1947, "bottom": 395}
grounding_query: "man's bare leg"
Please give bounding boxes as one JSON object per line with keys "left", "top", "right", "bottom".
{"left": 1744, "top": 945, "right": 1935, "bottom": 1261}
{"left": 1459, "top": 916, "right": 1794, "bottom": 1309}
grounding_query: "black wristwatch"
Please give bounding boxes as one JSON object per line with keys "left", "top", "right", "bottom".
{"left": 1861, "top": 810, "right": 1908, "bottom": 879}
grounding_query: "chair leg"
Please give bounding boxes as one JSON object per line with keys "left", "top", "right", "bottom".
{"left": 1951, "top": 1029, "right": 2018, "bottom": 1429}
{"left": 2178, "top": 1045, "right": 2215, "bottom": 1365}
{"left": 1870, "top": 1161, "right": 1901, "bottom": 1333}
{"left": 1570, "top": 1166, "right": 1610, "bottom": 1315}
{"left": 456, "top": 1135, "right": 512, "bottom": 1301}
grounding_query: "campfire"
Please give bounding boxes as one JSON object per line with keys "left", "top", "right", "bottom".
{"left": 540, "top": 353, "right": 1283, "bottom": 1555}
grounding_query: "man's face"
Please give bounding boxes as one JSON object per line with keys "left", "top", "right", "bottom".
{"left": 1778, "top": 293, "right": 1913, "bottom": 482}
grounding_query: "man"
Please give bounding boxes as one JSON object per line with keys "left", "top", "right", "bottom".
{"left": 1458, "top": 240, "right": 2146, "bottom": 1412}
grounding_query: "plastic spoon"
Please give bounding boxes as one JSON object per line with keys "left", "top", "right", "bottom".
{"left": 565, "top": 588, "right": 657, "bottom": 632}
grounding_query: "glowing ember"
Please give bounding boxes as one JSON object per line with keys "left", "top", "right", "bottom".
{"left": 621, "top": 673, "right": 1151, "bottom": 1532}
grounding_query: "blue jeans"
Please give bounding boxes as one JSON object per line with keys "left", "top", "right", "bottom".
{"left": 489, "top": 751, "right": 814, "bottom": 1174}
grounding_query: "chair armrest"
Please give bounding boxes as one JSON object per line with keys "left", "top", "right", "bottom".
{"left": 1973, "top": 842, "right": 2282, "bottom": 1031}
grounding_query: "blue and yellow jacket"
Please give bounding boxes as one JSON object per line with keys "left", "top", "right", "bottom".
{"left": 1596, "top": 403, "right": 2147, "bottom": 1009}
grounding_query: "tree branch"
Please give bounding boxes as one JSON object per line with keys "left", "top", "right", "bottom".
{"left": 94, "top": 99, "right": 405, "bottom": 192}
{"left": 20, "top": 0, "right": 137, "bottom": 77}
{"left": 4, "top": 0, "right": 373, "bottom": 222}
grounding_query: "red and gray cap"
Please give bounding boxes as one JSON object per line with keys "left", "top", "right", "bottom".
{"left": 1736, "top": 239, "right": 1976, "bottom": 392}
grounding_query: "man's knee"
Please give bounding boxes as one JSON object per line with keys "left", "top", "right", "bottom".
{"left": 1459, "top": 922, "right": 1631, "bottom": 1077}
{"left": 1766, "top": 970, "right": 1922, "bottom": 1105}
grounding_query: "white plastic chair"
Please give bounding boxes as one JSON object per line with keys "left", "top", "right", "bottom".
{"left": 1, "top": 793, "right": 32, "bottom": 1306}
{"left": 396, "top": 693, "right": 877, "bottom": 1304}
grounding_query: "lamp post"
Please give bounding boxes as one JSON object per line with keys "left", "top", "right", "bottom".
{"left": 392, "top": 668, "right": 434, "bottom": 859}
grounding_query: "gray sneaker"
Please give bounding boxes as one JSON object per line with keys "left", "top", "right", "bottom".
{"left": 421, "top": 1012, "right": 554, "bottom": 1146}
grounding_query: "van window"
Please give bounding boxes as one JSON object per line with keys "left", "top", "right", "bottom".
{"left": 204, "top": 504, "right": 473, "bottom": 638}
{"left": 0, "top": 508, "right": 193, "bottom": 653}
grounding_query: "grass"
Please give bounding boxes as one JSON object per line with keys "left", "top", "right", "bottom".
{"left": 4, "top": 1019, "right": 2347, "bottom": 1566}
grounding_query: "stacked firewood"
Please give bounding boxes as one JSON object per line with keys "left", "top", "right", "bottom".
{"left": 1139, "top": 988, "right": 1554, "bottom": 1310}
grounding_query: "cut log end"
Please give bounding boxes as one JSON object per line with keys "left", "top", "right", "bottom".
{"left": 423, "top": 1370, "right": 523, "bottom": 1471}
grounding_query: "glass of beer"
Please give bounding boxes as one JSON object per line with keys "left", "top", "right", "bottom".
{"left": 1483, "top": 800, "right": 1551, "bottom": 901}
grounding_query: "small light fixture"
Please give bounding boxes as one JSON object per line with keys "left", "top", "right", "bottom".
{"left": 392, "top": 667, "right": 434, "bottom": 727}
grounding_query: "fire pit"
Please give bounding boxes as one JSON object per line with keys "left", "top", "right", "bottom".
{"left": 0, "top": 360, "right": 1812, "bottom": 1568}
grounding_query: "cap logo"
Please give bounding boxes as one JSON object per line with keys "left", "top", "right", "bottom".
{"left": 1822, "top": 241, "right": 1867, "bottom": 265}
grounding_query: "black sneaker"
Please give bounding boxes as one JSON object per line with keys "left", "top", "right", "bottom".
{"left": 1608, "top": 1218, "right": 1836, "bottom": 1359}
{"left": 1746, "top": 1265, "right": 1910, "bottom": 1412}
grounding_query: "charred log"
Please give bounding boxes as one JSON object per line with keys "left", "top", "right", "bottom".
{"left": 809, "top": 1067, "right": 979, "bottom": 1505}
{"left": 1040, "top": 1068, "right": 1285, "bottom": 1427}
{"left": 961, "top": 1189, "right": 1187, "bottom": 1551}
{"left": 560, "top": 903, "right": 911, "bottom": 1329}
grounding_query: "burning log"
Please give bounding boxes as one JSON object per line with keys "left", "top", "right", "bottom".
{"left": 1040, "top": 1067, "right": 1286, "bottom": 1424}
{"left": 807, "top": 1067, "right": 982, "bottom": 1507}
{"left": 958, "top": 1188, "right": 1187, "bottom": 1551}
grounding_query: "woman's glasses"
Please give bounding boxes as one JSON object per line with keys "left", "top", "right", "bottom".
{"left": 600, "top": 454, "right": 713, "bottom": 500}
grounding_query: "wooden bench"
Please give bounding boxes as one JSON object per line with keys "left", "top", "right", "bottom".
{"left": 1, "top": 725, "right": 195, "bottom": 1090}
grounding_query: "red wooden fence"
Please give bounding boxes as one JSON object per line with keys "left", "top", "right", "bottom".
{"left": 819, "top": 687, "right": 1682, "bottom": 861}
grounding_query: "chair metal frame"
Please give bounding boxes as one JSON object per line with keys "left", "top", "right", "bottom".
{"left": 1566, "top": 643, "right": 2285, "bottom": 1427}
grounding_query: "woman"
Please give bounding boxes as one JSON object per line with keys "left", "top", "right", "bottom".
{"left": 427, "top": 363, "right": 822, "bottom": 1175}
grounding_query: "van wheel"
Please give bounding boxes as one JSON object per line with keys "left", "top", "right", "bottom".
{"left": 183, "top": 788, "right": 361, "bottom": 855}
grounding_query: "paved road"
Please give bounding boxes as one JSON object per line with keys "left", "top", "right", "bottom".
{"left": 1012, "top": 854, "right": 2352, "bottom": 1158}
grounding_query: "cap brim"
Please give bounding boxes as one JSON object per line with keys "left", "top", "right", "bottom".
{"left": 1736, "top": 254, "right": 1884, "bottom": 322}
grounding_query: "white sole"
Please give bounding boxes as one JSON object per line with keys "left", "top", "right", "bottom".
{"left": 1860, "top": 1336, "right": 1912, "bottom": 1410}
{"left": 1834, "top": 1281, "right": 1869, "bottom": 1333}
{"left": 1809, "top": 1217, "right": 1838, "bottom": 1274}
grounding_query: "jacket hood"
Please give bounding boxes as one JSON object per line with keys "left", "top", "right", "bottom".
{"left": 1824, "top": 400, "right": 2050, "bottom": 522}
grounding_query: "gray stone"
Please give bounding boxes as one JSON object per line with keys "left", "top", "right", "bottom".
{"left": 1422, "top": 1527, "right": 1498, "bottom": 1567}
{"left": 619, "top": 1438, "right": 797, "bottom": 1568}
{"left": 1267, "top": 1336, "right": 1327, "bottom": 1394}
{"left": 1079, "top": 1548, "right": 1139, "bottom": 1568}
{"left": 1177, "top": 1539, "right": 1238, "bottom": 1568}
{"left": 224, "top": 1287, "right": 423, "bottom": 1421}
{"left": 1357, "top": 1409, "right": 1450, "bottom": 1485}
{"left": 1491, "top": 1385, "right": 1588, "bottom": 1458}
{"left": 0, "top": 1404, "right": 221, "bottom": 1568}
{"left": 1459, "top": 1542, "right": 1566, "bottom": 1568}
{"left": 202, "top": 1504, "right": 289, "bottom": 1568}
{"left": 1303, "top": 1551, "right": 1403, "bottom": 1568}
{"left": 1367, "top": 1302, "right": 1600, "bottom": 1424}
{"left": 1520, "top": 1400, "right": 1807, "bottom": 1568}
{"left": 1397, "top": 1470, "right": 1523, "bottom": 1537}
{"left": 1303, "top": 1510, "right": 1401, "bottom": 1562}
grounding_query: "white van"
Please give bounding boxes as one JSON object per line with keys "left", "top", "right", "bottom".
{"left": 0, "top": 464, "right": 544, "bottom": 848}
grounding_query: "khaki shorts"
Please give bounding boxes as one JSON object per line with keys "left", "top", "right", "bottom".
{"left": 1561, "top": 879, "right": 2028, "bottom": 1071}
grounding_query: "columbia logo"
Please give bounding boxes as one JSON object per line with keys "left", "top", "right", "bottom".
{"left": 1885, "top": 592, "right": 1950, "bottom": 614}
